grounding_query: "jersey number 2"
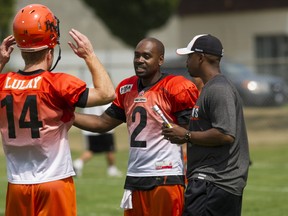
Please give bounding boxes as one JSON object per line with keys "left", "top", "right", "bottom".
{"left": 1, "top": 95, "right": 43, "bottom": 138}
{"left": 131, "top": 106, "right": 147, "bottom": 148}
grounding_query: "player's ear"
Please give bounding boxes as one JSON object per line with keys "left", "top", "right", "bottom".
{"left": 48, "top": 48, "right": 54, "bottom": 56}
{"left": 159, "top": 54, "right": 164, "bottom": 66}
{"left": 46, "top": 49, "right": 54, "bottom": 61}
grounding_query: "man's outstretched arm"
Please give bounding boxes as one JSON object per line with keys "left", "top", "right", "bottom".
{"left": 74, "top": 111, "right": 123, "bottom": 133}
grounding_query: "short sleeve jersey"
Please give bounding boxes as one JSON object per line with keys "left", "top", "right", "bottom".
{"left": 0, "top": 70, "right": 87, "bottom": 184}
{"left": 109, "top": 74, "right": 198, "bottom": 177}
{"left": 187, "top": 74, "right": 250, "bottom": 195}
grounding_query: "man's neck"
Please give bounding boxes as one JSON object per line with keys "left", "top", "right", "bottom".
{"left": 23, "top": 63, "right": 48, "bottom": 72}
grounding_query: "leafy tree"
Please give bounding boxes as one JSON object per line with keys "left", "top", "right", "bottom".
{"left": 0, "top": 0, "right": 15, "bottom": 41}
{"left": 82, "top": 0, "right": 179, "bottom": 47}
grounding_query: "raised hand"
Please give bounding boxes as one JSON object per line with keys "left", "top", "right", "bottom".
{"left": 0, "top": 35, "right": 16, "bottom": 72}
{"left": 68, "top": 29, "right": 95, "bottom": 59}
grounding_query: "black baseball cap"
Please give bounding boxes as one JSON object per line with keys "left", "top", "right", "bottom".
{"left": 176, "top": 34, "right": 224, "bottom": 57}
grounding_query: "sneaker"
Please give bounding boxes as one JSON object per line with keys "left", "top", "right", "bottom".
{"left": 73, "top": 159, "right": 83, "bottom": 177}
{"left": 107, "top": 166, "right": 123, "bottom": 177}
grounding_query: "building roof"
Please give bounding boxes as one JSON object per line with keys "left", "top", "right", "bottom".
{"left": 178, "top": 0, "right": 288, "bottom": 15}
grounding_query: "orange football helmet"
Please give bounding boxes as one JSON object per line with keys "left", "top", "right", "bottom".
{"left": 13, "top": 4, "right": 60, "bottom": 52}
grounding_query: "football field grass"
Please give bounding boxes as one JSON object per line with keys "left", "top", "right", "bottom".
{"left": 0, "top": 145, "right": 287, "bottom": 216}
{"left": 0, "top": 106, "right": 287, "bottom": 215}
{"left": 75, "top": 143, "right": 288, "bottom": 216}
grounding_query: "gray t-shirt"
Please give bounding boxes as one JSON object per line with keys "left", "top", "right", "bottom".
{"left": 187, "top": 74, "right": 250, "bottom": 196}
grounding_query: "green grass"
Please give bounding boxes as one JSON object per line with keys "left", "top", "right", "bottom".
{"left": 71, "top": 151, "right": 128, "bottom": 216}
{"left": 0, "top": 106, "right": 287, "bottom": 215}
{"left": 76, "top": 145, "right": 288, "bottom": 216}
{"left": 0, "top": 146, "right": 287, "bottom": 216}
{"left": 243, "top": 144, "right": 288, "bottom": 216}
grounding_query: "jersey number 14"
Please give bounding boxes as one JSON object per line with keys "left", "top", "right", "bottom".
{"left": 1, "top": 95, "right": 43, "bottom": 139}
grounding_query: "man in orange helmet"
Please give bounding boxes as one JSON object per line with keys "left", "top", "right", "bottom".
{"left": 0, "top": 4, "right": 115, "bottom": 216}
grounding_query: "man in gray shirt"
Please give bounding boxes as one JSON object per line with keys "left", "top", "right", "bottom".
{"left": 162, "top": 34, "right": 250, "bottom": 216}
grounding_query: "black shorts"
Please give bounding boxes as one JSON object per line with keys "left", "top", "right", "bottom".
{"left": 85, "top": 134, "right": 115, "bottom": 153}
{"left": 183, "top": 179, "right": 243, "bottom": 216}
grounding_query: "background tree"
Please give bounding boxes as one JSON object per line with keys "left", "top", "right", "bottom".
{"left": 0, "top": 0, "right": 15, "bottom": 41}
{"left": 82, "top": 0, "right": 179, "bottom": 47}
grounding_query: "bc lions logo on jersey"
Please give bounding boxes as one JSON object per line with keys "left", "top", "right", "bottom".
{"left": 120, "top": 84, "right": 133, "bottom": 95}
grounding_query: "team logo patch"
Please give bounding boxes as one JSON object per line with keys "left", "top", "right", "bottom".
{"left": 155, "top": 161, "right": 173, "bottom": 170}
{"left": 120, "top": 84, "right": 133, "bottom": 95}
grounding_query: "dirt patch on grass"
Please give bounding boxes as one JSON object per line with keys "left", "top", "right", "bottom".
{"left": 244, "top": 106, "right": 288, "bottom": 147}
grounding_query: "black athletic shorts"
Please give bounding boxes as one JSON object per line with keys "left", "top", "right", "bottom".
{"left": 85, "top": 134, "right": 115, "bottom": 153}
{"left": 183, "top": 179, "right": 243, "bottom": 216}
